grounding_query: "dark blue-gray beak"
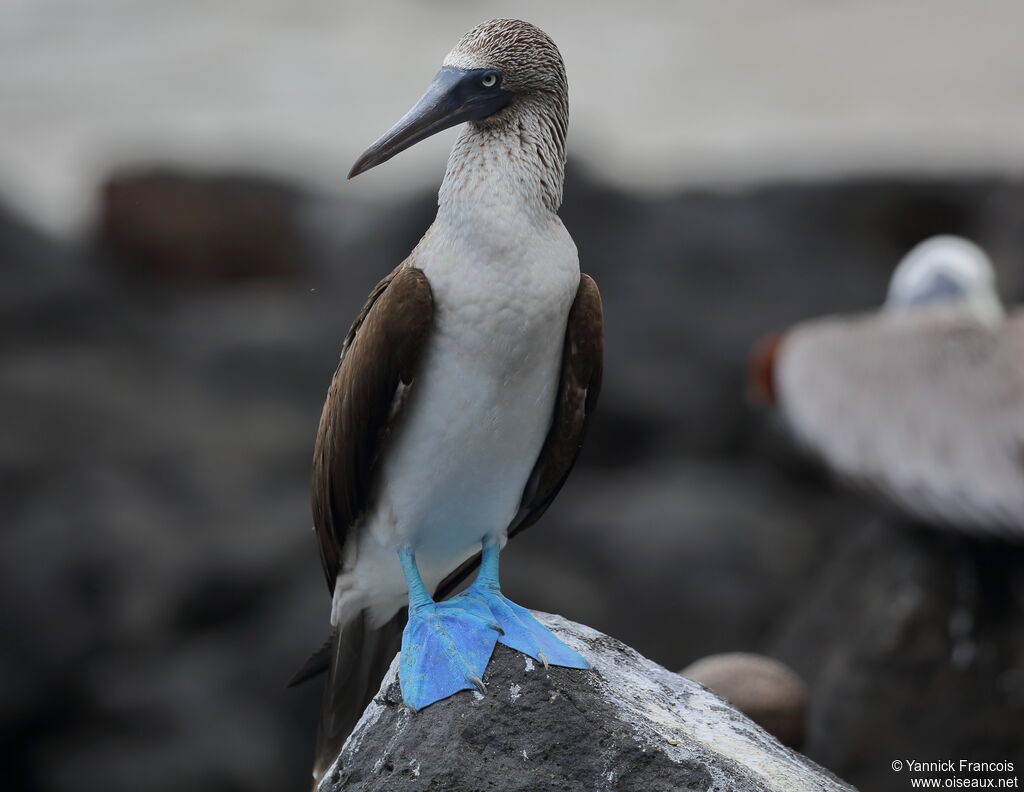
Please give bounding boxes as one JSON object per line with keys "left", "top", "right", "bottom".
{"left": 348, "top": 66, "right": 514, "bottom": 179}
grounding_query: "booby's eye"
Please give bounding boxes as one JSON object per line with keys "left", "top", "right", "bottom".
{"left": 481, "top": 72, "right": 499, "bottom": 88}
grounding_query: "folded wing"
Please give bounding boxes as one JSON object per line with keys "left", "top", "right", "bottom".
{"left": 312, "top": 265, "right": 434, "bottom": 590}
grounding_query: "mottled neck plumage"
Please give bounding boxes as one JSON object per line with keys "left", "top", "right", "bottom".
{"left": 439, "top": 95, "right": 568, "bottom": 216}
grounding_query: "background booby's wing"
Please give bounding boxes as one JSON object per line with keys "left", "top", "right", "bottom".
{"left": 311, "top": 265, "right": 433, "bottom": 590}
{"left": 436, "top": 273, "right": 604, "bottom": 598}
{"left": 776, "top": 308, "right": 1024, "bottom": 535}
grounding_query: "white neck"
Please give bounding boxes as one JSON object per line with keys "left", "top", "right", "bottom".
{"left": 437, "top": 99, "right": 567, "bottom": 222}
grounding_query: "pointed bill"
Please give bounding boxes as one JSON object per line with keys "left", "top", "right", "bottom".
{"left": 349, "top": 66, "right": 513, "bottom": 178}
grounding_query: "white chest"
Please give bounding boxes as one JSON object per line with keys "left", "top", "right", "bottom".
{"left": 365, "top": 212, "right": 579, "bottom": 566}
{"left": 419, "top": 213, "right": 580, "bottom": 375}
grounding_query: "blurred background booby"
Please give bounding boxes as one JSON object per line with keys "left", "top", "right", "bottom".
{"left": 755, "top": 235, "right": 1024, "bottom": 537}
{"left": 3, "top": 2, "right": 1023, "bottom": 791}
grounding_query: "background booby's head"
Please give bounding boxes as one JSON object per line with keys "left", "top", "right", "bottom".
{"left": 884, "top": 234, "right": 1004, "bottom": 323}
{"left": 349, "top": 19, "right": 565, "bottom": 179}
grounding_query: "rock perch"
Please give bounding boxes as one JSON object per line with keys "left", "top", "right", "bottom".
{"left": 318, "top": 614, "right": 855, "bottom": 791}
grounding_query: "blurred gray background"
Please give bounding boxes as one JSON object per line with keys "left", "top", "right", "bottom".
{"left": 3, "top": 2, "right": 1023, "bottom": 791}
{"left": 4, "top": 0, "right": 1024, "bottom": 232}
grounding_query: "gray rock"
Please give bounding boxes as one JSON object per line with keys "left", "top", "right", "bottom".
{"left": 681, "top": 652, "right": 808, "bottom": 750}
{"left": 322, "top": 614, "right": 854, "bottom": 792}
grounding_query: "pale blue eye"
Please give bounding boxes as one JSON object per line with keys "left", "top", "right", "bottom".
{"left": 481, "top": 73, "right": 497, "bottom": 88}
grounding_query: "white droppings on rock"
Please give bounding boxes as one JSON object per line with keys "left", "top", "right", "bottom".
{"left": 409, "top": 759, "right": 420, "bottom": 777}
{"left": 534, "top": 613, "right": 851, "bottom": 792}
{"left": 339, "top": 655, "right": 401, "bottom": 758}
{"left": 472, "top": 690, "right": 485, "bottom": 702}
{"left": 521, "top": 749, "right": 529, "bottom": 760}
{"left": 524, "top": 657, "right": 535, "bottom": 672}
{"left": 509, "top": 683, "right": 521, "bottom": 703}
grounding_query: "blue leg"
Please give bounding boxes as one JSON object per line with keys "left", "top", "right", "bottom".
{"left": 455, "top": 538, "right": 588, "bottom": 669}
{"left": 397, "top": 547, "right": 500, "bottom": 711}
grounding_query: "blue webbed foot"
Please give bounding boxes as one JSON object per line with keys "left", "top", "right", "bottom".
{"left": 458, "top": 584, "right": 589, "bottom": 670}
{"left": 397, "top": 549, "right": 501, "bottom": 711}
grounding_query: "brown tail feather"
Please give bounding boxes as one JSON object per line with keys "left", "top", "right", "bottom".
{"left": 287, "top": 630, "right": 334, "bottom": 688}
{"left": 311, "top": 608, "right": 405, "bottom": 788}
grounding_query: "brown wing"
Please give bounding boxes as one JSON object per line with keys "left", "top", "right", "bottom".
{"left": 312, "top": 265, "right": 433, "bottom": 590}
{"left": 436, "top": 273, "right": 604, "bottom": 598}
{"left": 509, "top": 273, "right": 604, "bottom": 537}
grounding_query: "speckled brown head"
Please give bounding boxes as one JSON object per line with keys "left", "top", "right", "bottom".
{"left": 349, "top": 19, "right": 567, "bottom": 179}
{"left": 444, "top": 19, "right": 567, "bottom": 119}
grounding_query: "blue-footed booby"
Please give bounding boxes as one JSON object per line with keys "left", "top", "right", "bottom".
{"left": 751, "top": 235, "right": 1024, "bottom": 536}
{"left": 298, "top": 19, "right": 603, "bottom": 784}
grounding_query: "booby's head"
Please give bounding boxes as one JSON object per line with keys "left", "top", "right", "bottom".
{"left": 884, "top": 235, "right": 1004, "bottom": 324}
{"left": 348, "top": 19, "right": 567, "bottom": 179}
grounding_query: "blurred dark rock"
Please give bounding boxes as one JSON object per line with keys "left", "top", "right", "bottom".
{"left": 324, "top": 615, "right": 852, "bottom": 792}
{"left": 501, "top": 462, "right": 871, "bottom": 669}
{"left": 770, "top": 522, "right": 1024, "bottom": 790}
{"left": 4, "top": 169, "right": 1024, "bottom": 791}
{"left": 98, "top": 169, "right": 305, "bottom": 284}
{"left": 681, "top": 652, "right": 808, "bottom": 750}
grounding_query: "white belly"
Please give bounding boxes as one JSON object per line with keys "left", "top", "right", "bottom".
{"left": 383, "top": 344, "right": 561, "bottom": 553}
{"left": 342, "top": 214, "right": 580, "bottom": 625}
